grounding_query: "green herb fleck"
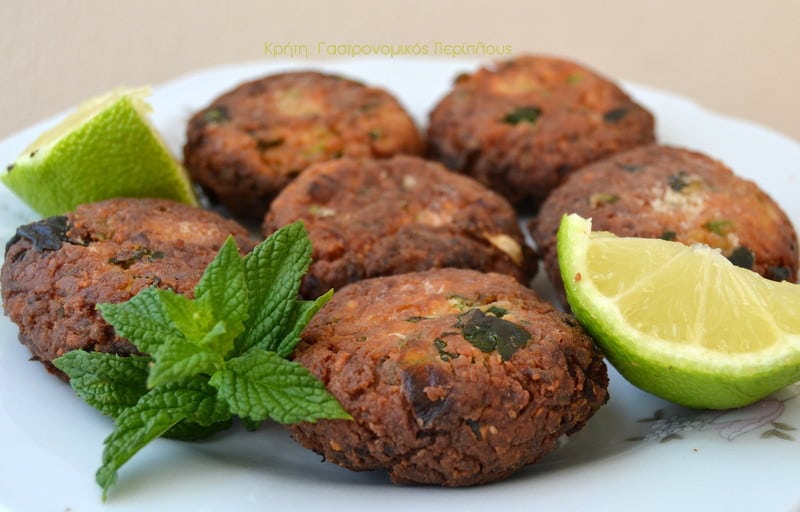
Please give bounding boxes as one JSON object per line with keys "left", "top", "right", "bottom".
{"left": 668, "top": 171, "right": 691, "bottom": 192}
{"left": 405, "top": 315, "right": 430, "bottom": 323}
{"left": 486, "top": 306, "right": 508, "bottom": 318}
{"left": 360, "top": 101, "right": 380, "bottom": 112}
{"left": 456, "top": 308, "right": 531, "bottom": 361}
{"left": 368, "top": 128, "right": 382, "bottom": 140}
{"left": 727, "top": 246, "right": 754, "bottom": 270}
{"left": 589, "top": 193, "right": 620, "bottom": 208}
{"left": 703, "top": 219, "right": 733, "bottom": 236}
{"left": 203, "top": 106, "right": 229, "bottom": 124}
{"left": 503, "top": 106, "right": 542, "bottom": 125}
{"left": 617, "top": 163, "right": 642, "bottom": 173}
{"left": 303, "top": 142, "right": 327, "bottom": 158}
{"left": 603, "top": 107, "right": 628, "bottom": 123}
{"left": 566, "top": 72, "right": 583, "bottom": 85}
{"left": 433, "top": 338, "right": 459, "bottom": 362}
{"left": 53, "top": 221, "right": 349, "bottom": 500}
{"left": 659, "top": 230, "right": 677, "bottom": 241}
{"left": 108, "top": 248, "right": 165, "bottom": 269}
{"left": 447, "top": 294, "right": 475, "bottom": 311}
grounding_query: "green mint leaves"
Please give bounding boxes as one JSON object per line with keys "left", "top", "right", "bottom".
{"left": 210, "top": 349, "right": 344, "bottom": 424}
{"left": 52, "top": 221, "right": 349, "bottom": 500}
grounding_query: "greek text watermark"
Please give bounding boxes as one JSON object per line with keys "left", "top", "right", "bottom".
{"left": 263, "top": 41, "right": 513, "bottom": 59}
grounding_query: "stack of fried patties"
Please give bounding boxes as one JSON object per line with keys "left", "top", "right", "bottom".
{"left": 7, "top": 55, "right": 793, "bottom": 487}
{"left": 182, "top": 57, "right": 651, "bottom": 485}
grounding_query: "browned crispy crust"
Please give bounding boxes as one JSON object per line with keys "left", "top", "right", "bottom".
{"left": 286, "top": 268, "right": 608, "bottom": 486}
{"left": 184, "top": 71, "right": 424, "bottom": 218}
{"left": 262, "top": 155, "right": 536, "bottom": 298}
{"left": 531, "top": 145, "right": 799, "bottom": 303}
{"left": 427, "top": 54, "right": 655, "bottom": 209}
{"left": 1, "top": 198, "right": 255, "bottom": 377}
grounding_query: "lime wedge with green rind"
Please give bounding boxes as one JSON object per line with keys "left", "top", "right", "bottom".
{"left": 557, "top": 213, "right": 800, "bottom": 409}
{"left": 1, "top": 87, "right": 197, "bottom": 216}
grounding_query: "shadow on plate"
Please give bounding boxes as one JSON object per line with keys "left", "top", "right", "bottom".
{"left": 187, "top": 390, "right": 650, "bottom": 489}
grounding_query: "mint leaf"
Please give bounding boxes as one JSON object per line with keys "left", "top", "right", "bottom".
{"left": 98, "top": 287, "right": 183, "bottom": 355}
{"left": 156, "top": 290, "right": 216, "bottom": 346}
{"left": 96, "top": 375, "right": 230, "bottom": 500}
{"left": 100, "top": 289, "right": 230, "bottom": 388}
{"left": 272, "top": 290, "right": 333, "bottom": 357}
{"left": 163, "top": 418, "right": 233, "bottom": 441}
{"left": 157, "top": 291, "right": 239, "bottom": 354}
{"left": 53, "top": 351, "right": 149, "bottom": 418}
{"left": 237, "top": 221, "right": 313, "bottom": 354}
{"left": 240, "top": 417, "right": 262, "bottom": 431}
{"left": 195, "top": 236, "right": 249, "bottom": 342}
{"left": 68, "top": 222, "right": 349, "bottom": 499}
{"left": 146, "top": 334, "right": 226, "bottom": 388}
{"left": 209, "top": 350, "right": 351, "bottom": 424}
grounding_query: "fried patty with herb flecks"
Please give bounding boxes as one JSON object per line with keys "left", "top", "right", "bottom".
{"left": 287, "top": 268, "right": 608, "bottom": 486}
{"left": 427, "top": 54, "right": 655, "bottom": 209}
{"left": 1, "top": 198, "right": 255, "bottom": 378}
{"left": 184, "top": 71, "right": 424, "bottom": 218}
{"left": 530, "top": 145, "right": 799, "bottom": 304}
{"left": 263, "top": 155, "right": 536, "bottom": 298}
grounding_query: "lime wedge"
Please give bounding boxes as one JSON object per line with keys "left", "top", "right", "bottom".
{"left": 557, "top": 213, "right": 800, "bottom": 409}
{"left": 1, "top": 87, "right": 197, "bottom": 216}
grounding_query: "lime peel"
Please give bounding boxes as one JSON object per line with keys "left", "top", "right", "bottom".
{"left": 557, "top": 213, "right": 800, "bottom": 409}
{"left": 1, "top": 87, "right": 197, "bottom": 216}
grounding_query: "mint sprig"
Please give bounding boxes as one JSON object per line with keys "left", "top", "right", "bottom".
{"left": 52, "top": 221, "right": 350, "bottom": 500}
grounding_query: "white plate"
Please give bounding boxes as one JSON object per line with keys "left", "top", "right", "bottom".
{"left": 1, "top": 58, "right": 799, "bottom": 512}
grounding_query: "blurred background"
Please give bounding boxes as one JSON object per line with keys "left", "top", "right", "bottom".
{"left": 1, "top": 0, "right": 797, "bottom": 141}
